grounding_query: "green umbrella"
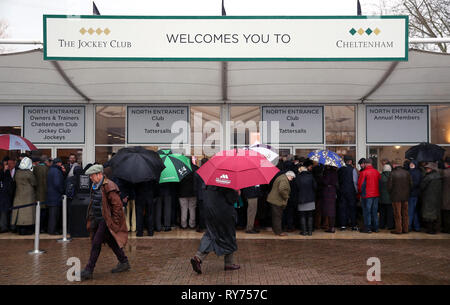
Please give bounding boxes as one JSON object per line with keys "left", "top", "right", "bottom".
{"left": 157, "top": 150, "right": 192, "bottom": 183}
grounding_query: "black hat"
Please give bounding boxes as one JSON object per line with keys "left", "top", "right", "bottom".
{"left": 358, "top": 158, "right": 366, "bottom": 165}
{"left": 344, "top": 156, "right": 353, "bottom": 162}
{"left": 53, "top": 157, "right": 62, "bottom": 163}
{"left": 31, "top": 156, "right": 41, "bottom": 162}
{"left": 2, "top": 156, "right": 10, "bottom": 163}
{"left": 303, "top": 159, "right": 314, "bottom": 168}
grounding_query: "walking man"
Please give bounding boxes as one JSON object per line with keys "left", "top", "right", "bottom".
{"left": 190, "top": 186, "right": 241, "bottom": 274}
{"left": 81, "top": 164, "right": 130, "bottom": 280}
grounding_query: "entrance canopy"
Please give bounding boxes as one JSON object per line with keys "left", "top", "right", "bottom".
{"left": 0, "top": 48, "right": 449, "bottom": 104}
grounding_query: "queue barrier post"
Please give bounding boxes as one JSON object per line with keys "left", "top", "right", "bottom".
{"left": 57, "top": 195, "right": 72, "bottom": 243}
{"left": 28, "top": 201, "right": 45, "bottom": 254}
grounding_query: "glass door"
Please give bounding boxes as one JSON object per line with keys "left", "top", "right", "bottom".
{"left": 56, "top": 148, "right": 83, "bottom": 168}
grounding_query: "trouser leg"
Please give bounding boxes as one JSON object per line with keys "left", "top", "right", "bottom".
{"left": 246, "top": 198, "right": 258, "bottom": 231}
{"left": 371, "top": 197, "right": 379, "bottom": 231}
{"left": 85, "top": 220, "right": 107, "bottom": 272}
{"left": 339, "top": 195, "right": 348, "bottom": 227}
{"left": 224, "top": 252, "right": 234, "bottom": 267}
{"left": 163, "top": 194, "right": 172, "bottom": 228}
{"left": 135, "top": 201, "right": 144, "bottom": 234}
{"left": 0, "top": 212, "right": 7, "bottom": 231}
{"left": 401, "top": 201, "right": 409, "bottom": 233}
{"left": 104, "top": 228, "right": 128, "bottom": 264}
{"left": 379, "top": 205, "right": 386, "bottom": 229}
{"left": 271, "top": 204, "right": 283, "bottom": 235}
{"left": 195, "top": 250, "right": 208, "bottom": 262}
{"left": 153, "top": 197, "right": 162, "bottom": 231}
{"left": 307, "top": 211, "right": 314, "bottom": 233}
{"left": 328, "top": 216, "right": 335, "bottom": 230}
{"left": 146, "top": 195, "right": 154, "bottom": 234}
{"left": 48, "top": 206, "right": 61, "bottom": 234}
{"left": 314, "top": 199, "right": 322, "bottom": 229}
{"left": 361, "top": 198, "right": 371, "bottom": 231}
{"left": 188, "top": 197, "right": 197, "bottom": 228}
{"left": 392, "top": 201, "right": 402, "bottom": 233}
{"left": 179, "top": 198, "right": 188, "bottom": 228}
{"left": 299, "top": 211, "right": 306, "bottom": 233}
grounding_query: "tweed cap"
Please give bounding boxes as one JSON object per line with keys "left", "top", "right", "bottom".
{"left": 85, "top": 164, "right": 103, "bottom": 175}
{"left": 424, "top": 162, "right": 438, "bottom": 171}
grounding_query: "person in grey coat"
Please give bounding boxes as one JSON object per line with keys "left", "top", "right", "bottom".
{"left": 190, "top": 186, "right": 240, "bottom": 274}
{"left": 420, "top": 162, "right": 442, "bottom": 234}
{"left": 379, "top": 164, "right": 394, "bottom": 230}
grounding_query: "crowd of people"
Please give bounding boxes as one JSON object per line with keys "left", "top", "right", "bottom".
{"left": 0, "top": 152, "right": 449, "bottom": 237}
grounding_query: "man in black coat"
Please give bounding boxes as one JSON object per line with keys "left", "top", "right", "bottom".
{"left": 338, "top": 156, "right": 359, "bottom": 231}
{"left": 134, "top": 180, "right": 154, "bottom": 237}
{"left": 190, "top": 186, "right": 240, "bottom": 274}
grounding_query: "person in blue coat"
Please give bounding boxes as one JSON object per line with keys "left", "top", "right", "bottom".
{"left": 46, "top": 158, "right": 65, "bottom": 235}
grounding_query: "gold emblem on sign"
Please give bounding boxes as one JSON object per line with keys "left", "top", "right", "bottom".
{"left": 357, "top": 28, "right": 365, "bottom": 35}
{"left": 79, "top": 27, "right": 111, "bottom": 35}
{"left": 374, "top": 28, "right": 381, "bottom": 35}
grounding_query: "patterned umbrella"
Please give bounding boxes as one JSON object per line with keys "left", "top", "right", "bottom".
{"left": 247, "top": 143, "right": 279, "bottom": 166}
{"left": 157, "top": 150, "right": 192, "bottom": 183}
{"left": 0, "top": 134, "right": 37, "bottom": 151}
{"left": 307, "top": 150, "right": 346, "bottom": 168}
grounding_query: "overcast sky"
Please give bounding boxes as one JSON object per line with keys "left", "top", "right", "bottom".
{"left": 0, "top": 0, "right": 394, "bottom": 52}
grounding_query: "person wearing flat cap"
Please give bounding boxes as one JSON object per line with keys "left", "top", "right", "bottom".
{"left": 420, "top": 162, "right": 442, "bottom": 234}
{"left": 80, "top": 164, "right": 130, "bottom": 281}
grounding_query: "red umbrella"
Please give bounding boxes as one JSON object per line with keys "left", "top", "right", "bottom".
{"left": 0, "top": 134, "right": 37, "bottom": 151}
{"left": 197, "top": 149, "right": 279, "bottom": 190}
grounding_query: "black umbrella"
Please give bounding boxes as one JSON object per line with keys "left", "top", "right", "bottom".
{"left": 405, "top": 142, "right": 446, "bottom": 162}
{"left": 109, "top": 147, "right": 165, "bottom": 183}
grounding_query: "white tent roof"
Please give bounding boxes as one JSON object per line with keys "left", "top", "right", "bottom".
{"left": 0, "top": 48, "right": 449, "bottom": 104}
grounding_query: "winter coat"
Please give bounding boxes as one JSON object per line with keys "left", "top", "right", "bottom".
{"left": 0, "top": 170, "right": 13, "bottom": 213}
{"left": 33, "top": 164, "right": 48, "bottom": 204}
{"left": 321, "top": 168, "right": 338, "bottom": 217}
{"left": 11, "top": 169, "right": 36, "bottom": 226}
{"left": 86, "top": 178, "right": 128, "bottom": 248}
{"left": 195, "top": 172, "right": 207, "bottom": 201}
{"left": 241, "top": 185, "right": 263, "bottom": 199}
{"left": 441, "top": 167, "right": 450, "bottom": 211}
{"left": 387, "top": 167, "right": 413, "bottom": 202}
{"left": 409, "top": 161, "right": 422, "bottom": 198}
{"left": 178, "top": 171, "right": 196, "bottom": 198}
{"left": 420, "top": 170, "right": 442, "bottom": 221}
{"left": 267, "top": 174, "right": 291, "bottom": 207}
{"left": 295, "top": 171, "right": 317, "bottom": 204}
{"left": 198, "top": 186, "right": 239, "bottom": 256}
{"left": 46, "top": 165, "right": 65, "bottom": 207}
{"left": 379, "top": 171, "right": 392, "bottom": 204}
{"left": 338, "top": 165, "right": 357, "bottom": 196}
{"left": 358, "top": 164, "right": 380, "bottom": 199}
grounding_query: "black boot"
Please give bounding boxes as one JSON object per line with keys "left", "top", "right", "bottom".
{"left": 299, "top": 215, "right": 307, "bottom": 236}
{"left": 111, "top": 261, "right": 131, "bottom": 273}
{"left": 307, "top": 215, "right": 313, "bottom": 236}
{"left": 80, "top": 269, "right": 93, "bottom": 281}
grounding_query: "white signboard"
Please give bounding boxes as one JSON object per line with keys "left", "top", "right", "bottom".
{"left": 366, "top": 105, "right": 428, "bottom": 143}
{"left": 44, "top": 15, "right": 408, "bottom": 61}
{"left": 127, "top": 106, "right": 189, "bottom": 144}
{"left": 23, "top": 106, "right": 85, "bottom": 144}
{"left": 262, "top": 106, "right": 324, "bottom": 144}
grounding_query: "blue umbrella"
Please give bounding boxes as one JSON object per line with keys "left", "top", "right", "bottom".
{"left": 307, "top": 150, "right": 346, "bottom": 168}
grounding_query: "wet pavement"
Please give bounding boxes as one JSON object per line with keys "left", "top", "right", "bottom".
{"left": 0, "top": 237, "right": 449, "bottom": 285}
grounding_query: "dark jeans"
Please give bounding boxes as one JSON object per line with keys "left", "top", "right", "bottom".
{"left": 298, "top": 210, "right": 314, "bottom": 232}
{"left": 408, "top": 197, "right": 421, "bottom": 231}
{"left": 338, "top": 193, "right": 357, "bottom": 227}
{"left": 282, "top": 198, "right": 297, "bottom": 230}
{"left": 85, "top": 220, "right": 128, "bottom": 272}
{"left": 40, "top": 207, "right": 48, "bottom": 233}
{"left": 135, "top": 193, "right": 154, "bottom": 234}
{"left": 379, "top": 204, "right": 394, "bottom": 229}
{"left": 362, "top": 197, "right": 379, "bottom": 231}
{"left": 47, "top": 206, "right": 61, "bottom": 234}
